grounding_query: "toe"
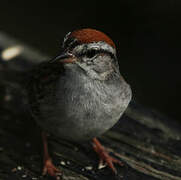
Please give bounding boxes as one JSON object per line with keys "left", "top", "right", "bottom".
{"left": 112, "top": 157, "right": 124, "bottom": 166}
{"left": 106, "top": 158, "right": 117, "bottom": 174}
{"left": 92, "top": 138, "right": 124, "bottom": 174}
{"left": 42, "top": 158, "right": 62, "bottom": 179}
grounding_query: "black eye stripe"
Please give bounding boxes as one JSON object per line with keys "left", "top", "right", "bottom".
{"left": 84, "top": 49, "right": 97, "bottom": 58}
{"left": 79, "top": 49, "right": 114, "bottom": 59}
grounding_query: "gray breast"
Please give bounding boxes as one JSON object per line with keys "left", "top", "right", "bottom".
{"left": 37, "top": 65, "right": 132, "bottom": 142}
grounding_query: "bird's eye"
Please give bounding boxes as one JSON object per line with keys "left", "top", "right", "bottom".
{"left": 85, "top": 49, "right": 97, "bottom": 58}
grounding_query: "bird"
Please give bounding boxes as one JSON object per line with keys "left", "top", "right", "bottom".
{"left": 26, "top": 28, "right": 132, "bottom": 179}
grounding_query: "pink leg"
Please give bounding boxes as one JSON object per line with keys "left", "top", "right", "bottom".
{"left": 92, "top": 138, "right": 124, "bottom": 174}
{"left": 42, "top": 132, "right": 62, "bottom": 179}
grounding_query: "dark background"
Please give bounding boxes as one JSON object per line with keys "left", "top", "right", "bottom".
{"left": 0, "top": 1, "right": 181, "bottom": 122}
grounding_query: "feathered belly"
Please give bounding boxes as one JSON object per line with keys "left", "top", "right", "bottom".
{"left": 37, "top": 76, "right": 132, "bottom": 142}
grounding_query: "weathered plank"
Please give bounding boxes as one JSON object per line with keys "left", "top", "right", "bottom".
{"left": 0, "top": 31, "right": 181, "bottom": 180}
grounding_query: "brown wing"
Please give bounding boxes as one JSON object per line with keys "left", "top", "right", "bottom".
{"left": 26, "top": 60, "right": 65, "bottom": 118}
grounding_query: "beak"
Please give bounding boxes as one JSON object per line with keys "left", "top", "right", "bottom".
{"left": 50, "top": 52, "right": 76, "bottom": 63}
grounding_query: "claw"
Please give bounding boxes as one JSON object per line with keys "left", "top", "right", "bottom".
{"left": 98, "top": 159, "right": 106, "bottom": 169}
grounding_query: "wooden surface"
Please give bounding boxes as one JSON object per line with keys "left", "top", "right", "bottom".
{"left": 0, "top": 31, "right": 181, "bottom": 180}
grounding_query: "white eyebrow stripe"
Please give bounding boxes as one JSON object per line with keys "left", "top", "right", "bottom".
{"left": 62, "top": 31, "right": 71, "bottom": 48}
{"left": 72, "top": 41, "right": 116, "bottom": 55}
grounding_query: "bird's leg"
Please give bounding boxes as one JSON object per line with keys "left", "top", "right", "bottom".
{"left": 92, "top": 138, "right": 124, "bottom": 174}
{"left": 41, "top": 132, "right": 62, "bottom": 179}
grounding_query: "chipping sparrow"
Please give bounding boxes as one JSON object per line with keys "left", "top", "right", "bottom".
{"left": 27, "top": 28, "right": 132, "bottom": 179}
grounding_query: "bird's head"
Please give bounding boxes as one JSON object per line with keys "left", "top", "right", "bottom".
{"left": 52, "top": 28, "right": 120, "bottom": 80}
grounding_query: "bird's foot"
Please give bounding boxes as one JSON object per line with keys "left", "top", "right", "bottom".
{"left": 42, "top": 158, "right": 62, "bottom": 180}
{"left": 92, "top": 138, "right": 123, "bottom": 174}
